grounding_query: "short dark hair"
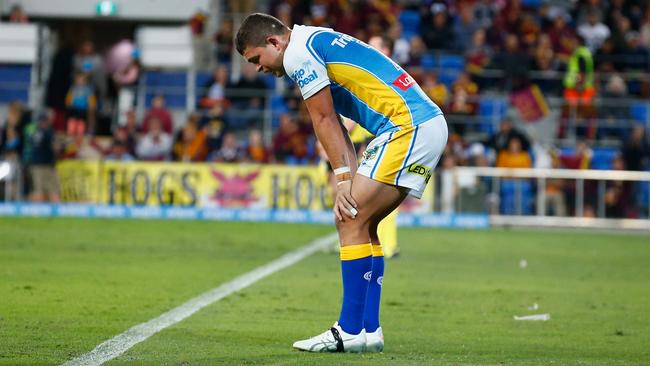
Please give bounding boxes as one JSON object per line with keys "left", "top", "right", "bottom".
{"left": 235, "top": 13, "right": 288, "bottom": 55}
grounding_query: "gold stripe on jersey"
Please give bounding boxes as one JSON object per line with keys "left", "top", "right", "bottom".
{"left": 327, "top": 63, "right": 413, "bottom": 129}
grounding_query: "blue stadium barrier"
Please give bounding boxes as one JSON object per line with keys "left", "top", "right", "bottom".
{"left": 0, "top": 64, "right": 31, "bottom": 103}
{"left": 398, "top": 10, "right": 420, "bottom": 40}
{"left": 144, "top": 70, "right": 187, "bottom": 87}
{"left": 261, "top": 74, "right": 276, "bottom": 89}
{"left": 194, "top": 71, "right": 212, "bottom": 93}
{"left": 438, "top": 70, "right": 460, "bottom": 89}
{"left": 630, "top": 102, "right": 650, "bottom": 125}
{"left": 0, "top": 64, "right": 31, "bottom": 83}
{"left": 500, "top": 179, "right": 534, "bottom": 215}
{"left": 421, "top": 53, "right": 436, "bottom": 71}
{"left": 270, "top": 94, "right": 289, "bottom": 128}
{"left": 522, "top": 0, "right": 542, "bottom": 7}
{"left": 478, "top": 98, "right": 507, "bottom": 134}
{"left": 0, "top": 88, "right": 29, "bottom": 104}
{"left": 438, "top": 54, "right": 465, "bottom": 71}
{"left": 559, "top": 147, "right": 574, "bottom": 156}
{"left": 195, "top": 71, "right": 212, "bottom": 88}
{"left": 0, "top": 203, "right": 490, "bottom": 229}
{"left": 143, "top": 70, "right": 188, "bottom": 108}
{"left": 144, "top": 93, "right": 186, "bottom": 109}
{"left": 590, "top": 147, "right": 619, "bottom": 170}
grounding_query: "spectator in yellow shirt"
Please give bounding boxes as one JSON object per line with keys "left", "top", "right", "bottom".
{"left": 496, "top": 136, "right": 532, "bottom": 168}
{"left": 421, "top": 73, "right": 449, "bottom": 110}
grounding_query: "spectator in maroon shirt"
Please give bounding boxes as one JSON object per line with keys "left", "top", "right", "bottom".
{"left": 546, "top": 13, "right": 576, "bottom": 64}
{"left": 142, "top": 95, "right": 174, "bottom": 134}
{"left": 273, "top": 113, "right": 309, "bottom": 163}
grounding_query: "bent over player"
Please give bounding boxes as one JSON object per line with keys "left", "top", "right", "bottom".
{"left": 236, "top": 13, "right": 448, "bottom": 353}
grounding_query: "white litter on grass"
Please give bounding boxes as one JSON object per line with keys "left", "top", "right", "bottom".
{"left": 519, "top": 259, "right": 528, "bottom": 269}
{"left": 528, "top": 303, "right": 539, "bottom": 310}
{"left": 514, "top": 313, "right": 550, "bottom": 321}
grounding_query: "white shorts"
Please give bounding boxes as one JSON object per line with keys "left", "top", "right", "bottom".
{"left": 357, "top": 115, "right": 448, "bottom": 199}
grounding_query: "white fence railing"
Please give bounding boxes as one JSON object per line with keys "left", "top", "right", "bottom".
{"left": 444, "top": 166, "right": 650, "bottom": 231}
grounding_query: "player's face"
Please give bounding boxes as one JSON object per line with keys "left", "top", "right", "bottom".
{"left": 243, "top": 42, "right": 285, "bottom": 78}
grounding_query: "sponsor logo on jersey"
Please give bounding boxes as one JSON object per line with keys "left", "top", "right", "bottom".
{"left": 291, "top": 60, "right": 319, "bottom": 88}
{"left": 331, "top": 33, "right": 355, "bottom": 48}
{"left": 408, "top": 163, "right": 432, "bottom": 184}
{"left": 392, "top": 72, "right": 415, "bottom": 91}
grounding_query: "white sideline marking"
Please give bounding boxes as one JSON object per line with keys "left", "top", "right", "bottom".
{"left": 61, "top": 232, "right": 338, "bottom": 366}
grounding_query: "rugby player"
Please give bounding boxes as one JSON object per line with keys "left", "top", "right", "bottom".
{"left": 236, "top": 13, "right": 447, "bottom": 352}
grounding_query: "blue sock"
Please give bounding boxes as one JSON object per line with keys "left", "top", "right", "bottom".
{"left": 363, "top": 245, "right": 384, "bottom": 332}
{"left": 338, "top": 243, "right": 372, "bottom": 335}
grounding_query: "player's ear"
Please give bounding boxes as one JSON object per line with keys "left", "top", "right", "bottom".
{"left": 267, "top": 36, "right": 281, "bottom": 49}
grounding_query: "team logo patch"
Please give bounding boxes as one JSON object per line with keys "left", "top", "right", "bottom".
{"left": 408, "top": 164, "right": 432, "bottom": 184}
{"left": 363, "top": 271, "right": 372, "bottom": 281}
{"left": 362, "top": 146, "right": 380, "bottom": 164}
{"left": 392, "top": 72, "right": 415, "bottom": 91}
{"left": 377, "top": 276, "right": 383, "bottom": 286}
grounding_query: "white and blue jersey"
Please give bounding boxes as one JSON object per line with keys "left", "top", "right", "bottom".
{"left": 283, "top": 25, "right": 443, "bottom": 137}
{"left": 284, "top": 25, "right": 448, "bottom": 198}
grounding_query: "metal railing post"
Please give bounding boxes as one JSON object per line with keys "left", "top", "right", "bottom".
{"left": 537, "top": 177, "right": 546, "bottom": 216}
{"left": 598, "top": 180, "right": 606, "bottom": 218}
{"left": 493, "top": 176, "right": 500, "bottom": 215}
{"left": 576, "top": 178, "right": 584, "bottom": 217}
{"left": 186, "top": 67, "right": 196, "bottom": 113}
{"left": 263, "top": 91, "right": 273, "bottom": 147}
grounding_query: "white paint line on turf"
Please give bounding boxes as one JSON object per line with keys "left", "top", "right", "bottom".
{"left": 61, "top": 232, "right": 338, "bottom": 366}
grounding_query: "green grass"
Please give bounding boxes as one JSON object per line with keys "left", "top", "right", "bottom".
{"left": 1, "top": 218, "right": 649, "bottom": 365}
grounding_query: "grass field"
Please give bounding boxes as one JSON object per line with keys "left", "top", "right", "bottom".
{"left": 0, "top": 217, "right": 649, "bottom": 365}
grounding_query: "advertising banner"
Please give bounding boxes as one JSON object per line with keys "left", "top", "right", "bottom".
{"left": 56, "top": 161, "right": 433, "bottom": 213}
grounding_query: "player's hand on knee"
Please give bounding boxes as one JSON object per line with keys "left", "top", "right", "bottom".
{"left": 334, "top": 180, "right": 358, "bottom": 221}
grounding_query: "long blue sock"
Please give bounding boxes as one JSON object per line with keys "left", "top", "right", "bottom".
{"left": 338, "top": 243, "right": 372, "bottom": 335}
{"left": 363, "top": 244, "right": 384, "bottom": 332}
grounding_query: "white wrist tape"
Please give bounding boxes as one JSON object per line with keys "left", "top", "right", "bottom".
{"left": 336, "top": 180, "right": 350, "bottom": 186}
{"left": 333, "top": 166, "right": 351, "bottom": 176}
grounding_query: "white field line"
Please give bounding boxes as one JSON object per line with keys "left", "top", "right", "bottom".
{"left": 61, "top": 232, "right": 338, "bottom": 366}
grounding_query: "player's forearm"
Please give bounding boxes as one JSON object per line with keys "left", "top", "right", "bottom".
{"left": 312, "top": 114, "right": 353, "bottom": 180}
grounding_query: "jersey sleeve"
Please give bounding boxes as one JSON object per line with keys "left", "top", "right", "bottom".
{"left": 284, "top": 38, "right": 329, "bottom": 100}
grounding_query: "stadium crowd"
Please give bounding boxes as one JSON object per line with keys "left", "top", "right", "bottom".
{"left": 1, "top": 1, "right": 649, "bottom": 217}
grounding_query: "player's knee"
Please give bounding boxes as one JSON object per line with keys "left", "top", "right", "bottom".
{"left": 335, "top": 216, "right": 370, "bottom": 241}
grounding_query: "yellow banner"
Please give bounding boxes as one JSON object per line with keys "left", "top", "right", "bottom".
{"left": 57, "top": 160, "right": 101, "bottom": 203}
{"left": 58, "top": 160, "right": 332, "bottom": 209}
{"left": 56, "top": 160, "right": 432, "bottom": 212}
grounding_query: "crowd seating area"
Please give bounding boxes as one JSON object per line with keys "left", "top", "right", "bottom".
{"left": 1, "top": 0, "right": 649, "bottom": 217}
